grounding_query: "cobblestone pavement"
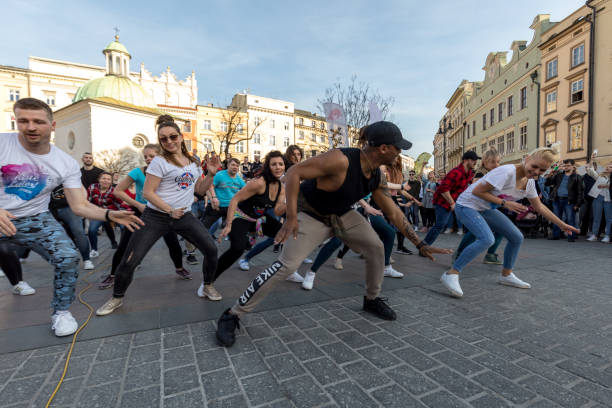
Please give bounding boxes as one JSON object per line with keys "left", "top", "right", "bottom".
{"left": 1, "top": 236, "right": 612, "bottom": 407}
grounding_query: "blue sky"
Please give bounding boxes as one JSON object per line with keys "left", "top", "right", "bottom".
{"left": 3, "top": 0, "right": 581, "bottom": 159}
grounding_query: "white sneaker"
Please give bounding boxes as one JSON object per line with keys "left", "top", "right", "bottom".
{"left": 0, "top": 268, "right": 4, "bottom": 277}
{"left": 89, "top": 250, "right": 99, "bottom": 258}
{"left": 384, "top": 265, "right": 404, "bottom": 278}
{"left": 13, "top": 281, "right": 36, "bottom": 296}
{"left": 334, "top": 258, "right": 343, "bottom": 270}
{"left": 443, "top": 228, "right": 453, "bottom": 234}
{"left": 286, "top": 271, "right": 304, "bottom": 283}
{"left": 456, "top": 230, "right": 464, "bottom": 236}
{"left": 83, "top": 260, "right": 95, "bottom": 270}
{"left": 302, "top": 271, "right": 316, "bottom": 290}
{"left": 238, "top": 259, "right": 250, "bottom": 271}
{"left": 303, "top": 257, "right": 313, "bottom": 264}
{"left": 586, "top": 235, "right": 597, "bottom": 242}
{"left": 440, "top": 272, "right": 463, "bottom": 298}
{"left": 51, "top": 311, "right": 78, "bottom": 337}
{"left": 601, "top": 235, "right": 610, "bottom": 243}
{"left": 498, "top": 273, "right": 531, "bottom": 289}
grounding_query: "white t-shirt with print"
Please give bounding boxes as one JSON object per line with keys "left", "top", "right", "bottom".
{"left": 0, "top": 133, "right": 82, "bottom": 218}
{"left": 146, "top": 156, "right": 202, "bottom": 212}
{"left": 457, "top": 164, "right": 538, "bottom": 211}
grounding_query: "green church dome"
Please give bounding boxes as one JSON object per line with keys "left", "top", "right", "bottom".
{"left": 104, "top": 39, "right": 130, "bottom": 56}
{"left": 73, "top": 75, "right": 156, "bottom": 108}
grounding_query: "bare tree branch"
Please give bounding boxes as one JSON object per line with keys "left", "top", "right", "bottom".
{"left": 96, "top": 148, "right": 141, "bottom": 175}
{"left": 211, "top": 107, "right": 266, "bottom": 158}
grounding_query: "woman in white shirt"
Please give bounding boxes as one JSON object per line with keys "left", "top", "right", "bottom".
{"left": 96, "top": 116, "right": 220, "bottom": 316}
{"left": 585, "top": 162, "right": 611, "bottom": 242}
{"left": 440, "top": 144, "right": 579, "bottom": 298}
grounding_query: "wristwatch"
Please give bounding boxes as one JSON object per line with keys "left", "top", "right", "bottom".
{"left": 500, "top": 200, "right": 506, "bottom": 208}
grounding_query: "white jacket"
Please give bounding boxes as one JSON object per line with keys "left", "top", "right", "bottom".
{"left": 587, "top": 167, "right": 610, "bottom": 201}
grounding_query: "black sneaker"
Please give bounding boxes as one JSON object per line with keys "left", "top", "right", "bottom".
{"left": 273, "top": 244, "right": 282, "bottom": 253}
{"left": 186, "top": 254, "right": 198, "bottom": 265}
{"left": 394, "top": 247, "right": 413, "bottom": 255}
{"left": 363, "top": 297, "right": 397, "bottom": 321}
{"left": 216, "top": 308, "right": 240, "bottom": 347}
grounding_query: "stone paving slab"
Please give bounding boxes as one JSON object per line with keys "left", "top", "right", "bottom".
{"left": 2, "top": 234, "right": 612, "bottom": 407}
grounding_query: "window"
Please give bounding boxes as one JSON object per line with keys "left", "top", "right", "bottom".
{"left": 235, "top": 141, "right": 244, "bottom": 153}
{"left": 183, "top": 121, "right": 191, "bottom": 132}
{"left": 253, "top": 133, "right": 260, "bottom": 144}
{"left": 507, "top": 95, "right": 513, "bottom": 116}
{"left": 7, "top": 113, "right": 16, "bottom": 131}
{"left": 472, "top": 120, "right": 476, "bottom": 137}
{"left": 490, "top": 108, "right": 494, "bottom": 127}
{"left": 284, "top": 121, "right": 290, "bottom": 130}
{"left": 221, "top": 121, "right": 228, "bottom": 132}
{"left": 546, "top": 90, "right": 557, "bottom": 113}
{"left": 9, "top": 89, "right": 20, "bottom": 101}
{"left": 571, "top": 44, "right": 585, "bottom": 67}
{"left": 311, "top": 120, "right": 316, "bottom": 128}
{"left": 545, "top": 129, "right": 556, "bottom": 146}
{"left": 506, "top": 131, "right": 515, "bottom": 154}
{"left": 570, "top": 124, "right": 583, "bottom": 150}
{"left": 482, "top": 113, "right": 487, "bottom": 131}
{"left": 466, "top": 124, "right": 470, "bottom": 139}
{"left": 283, "top": 137, "right": 290, "bottom": 147}
{"left": 311, "top": 150, "right": 318, "bottom": 157}
{"left": 236, "top": 124, "right": 244, "bottom": 133}
{"left": 489, "top": 139, "right": 495, "bottom": 149}
{"left": 570, "top": 79, "right": 584, "bottom": 104}
{"left": 45, "top": 94, "right": 56, "bottom": 107}
{"left": 298, "top": 118, "right": 304, "bottom": 125}
{"left": 320, "top": 123, "right": 325, "bottom": 130}
{"left": 481, "top": 143, "right": 487, "bottom": 154}
{"left": 311, "top": 133, "right": 317, "bottom": 142}
{"left": 202, "top": 120, "right": 211, "bottom": 130}
{"left": 254, "top": 117, "right": 261, "bottom": 126}
{"left": 269, "top": 135, "right": 276, "bottom": 146}
{"left": 497, "top": 135, "right": 505, "bottom": 155}
{"left": 269, "top": 119, "right": 275, "bottom": 128}
{"left": 546, "top": 59, "right": 558, "bottom": 80}
{"left": 203, "top": 138, "right": 213, "bottom": 152}
{"left": 498, "top": 102, "right": 504, "bottom": 122}
{"left": 298, "top": 130, "right": 304, "bottom": 140}
{"left": 184, "top": 139, "right": 192, "bottom": 151}
{"left": 319, "top": 135, "right": 326, "bottom": 143}
{"left": 520, "top": 87, "right": 527, "bottom": 110}
{"left": 68, "top": 131, "right": 76, "bottom": 150}
{"left": 520, "top": 125, "right": 528, "bottom": 150}
{"left": 254, "top": 150, "right": 261, "bottom": 160}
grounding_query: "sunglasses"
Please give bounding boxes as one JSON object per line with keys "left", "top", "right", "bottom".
{"left": 159, "top": 135, "right": 179, "bottom": 143}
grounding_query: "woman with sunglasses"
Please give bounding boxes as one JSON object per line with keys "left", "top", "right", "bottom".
{"left": 96, "top": 143, "right": 192, "bottom": 290}
{"left": 96, "top": 115, "right": 220, "bottom": 316}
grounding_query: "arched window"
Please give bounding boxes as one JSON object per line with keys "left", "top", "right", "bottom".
{"left": 123, "top": 59, "right": 128, "bottom": 76}
{"left": 132, "top": 134, "right": 148, "bottom": 148}
{"left": 67, "top": 131, "right": 76, "bottom": 150}
{"left": 115, "top": 56, "right": 120, "bottom": 74}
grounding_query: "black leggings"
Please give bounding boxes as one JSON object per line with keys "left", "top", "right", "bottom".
{"left": 0, "top": 242, "right": 24, "bottom": 285}
{"left": 113, "top": 208, "right": 217, "bottom": 298}
{"left": 211, "top": 217, "right": 282, "bottom": 284}
{"left": 337, "top": 244, "right": 351, "bottom": 259}
{"left": 110, "top": 227, "right": 183, "bottom": 276}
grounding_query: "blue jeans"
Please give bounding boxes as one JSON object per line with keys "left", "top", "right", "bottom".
{"left": 552, "top": 198, "right": 576, "bottom": 240}
{"left": 88, "top": 219, "right": 110, "bottom": 251}
{"left": 244, "top": 208, "right": 279, "bottom": 261}
{"left": 453, "top": 205, "right": 523, "bottom": 272}
{"left": 1, "top": 211, "right": 79, "bottom": 312}
{"left": 311, "top": 237, "right": 343, "bottom": 272}
{"left": 191, "top": 200, "right": 206, "bottom": 221}
{"left": 424, "top": 205, "right": 452, "bottom": 245}
{"left": 591, "top": 195, "right": 612, "bottom": 236}
{"left": 54, "top": 206, "right": 90, "bottom": 261}
{"left": 446, "top": 212, "right": 463, "bottom": 231}
{"left": 406, "top": 205, "right": 419, "bottom": 227}
{"left": 456, "top": 231, "right": 503, "bottom": 257}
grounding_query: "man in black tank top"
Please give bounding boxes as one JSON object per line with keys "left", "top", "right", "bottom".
{"left": 216, "top": 121, "right": 452, "bottom": 347}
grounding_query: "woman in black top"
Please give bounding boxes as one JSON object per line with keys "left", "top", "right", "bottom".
{"left": 199, "top": 151, "right": 286, "bottom": 299}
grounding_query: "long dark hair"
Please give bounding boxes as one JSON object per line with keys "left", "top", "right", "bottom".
{"left": 283, "top": 145, "right": 304, "bottom": 168}
{"left": 259, "top": 150, "right": 284, "bottom": 183}
{"left": 156, "top": 115, "right": 196, "bottom": 167}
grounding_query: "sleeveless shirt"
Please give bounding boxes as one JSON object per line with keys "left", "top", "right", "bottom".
{"left": 238, "top": 180, "right": 281, "bottom": 219}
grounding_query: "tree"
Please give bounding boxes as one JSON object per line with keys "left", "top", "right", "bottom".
{"left": 318, "top": 75, "right": 395, "bottom": 144}
{"left": 96, "top": 148, "right": 141, "bottom": 175}
{"left": 213, "top": 108, "right": 265, "bottom": 159}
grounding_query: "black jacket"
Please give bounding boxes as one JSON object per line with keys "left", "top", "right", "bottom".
{"left": 546, "top": 172, "right": 583, "bottom": 206}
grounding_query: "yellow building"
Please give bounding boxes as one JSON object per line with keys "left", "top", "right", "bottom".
{"left": 294, "top": 109, "right": 329, "bottom": 158}
{"left": 196, "top": 103, "right": 249, "bottom": 162}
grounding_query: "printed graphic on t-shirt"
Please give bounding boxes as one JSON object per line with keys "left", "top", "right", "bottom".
{"left": 175, "top": 172, "right": 195, "bottom": 190}
{"left": 1, "top": 163, "right": 48, "bottom": 200}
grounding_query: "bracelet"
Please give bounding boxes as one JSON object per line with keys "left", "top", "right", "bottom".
{"left": 500, "top": 199, "right": 506, "bottom": 208}
{"left": 416, "top": 241, "right": 426, "bottom": 250}
{"left": 105, "top": 209, "right": 111, "bottom": 222}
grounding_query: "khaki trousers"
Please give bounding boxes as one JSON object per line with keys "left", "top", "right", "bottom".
{"left": 231, "top": 210, "right": 385, "bottom": 316}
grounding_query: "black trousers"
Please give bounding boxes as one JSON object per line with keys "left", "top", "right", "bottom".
{"left": 203, "top": 205, "right": 229, "bottom": 229}
{"left": 0, "top": 242, "right": 25, "bottom": 285}
{"left": 113, "top": 208, "right": 217, "bottom": 297}
{"left": 211, "top": 217, "right": 282, "bottom": 284}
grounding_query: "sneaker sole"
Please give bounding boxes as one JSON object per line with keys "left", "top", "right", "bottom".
{"left": 498, "top": 281, "right": 531, "bottom": 289}
{"left": 13, "top": 290, "right": 36, "bottom": 296}
{"left": 383, "top": 273, "right": 404, "bottom": 278}
{"left": 96, "top": 302, "right": 123, "bottom": 316}
{"left": 216, "top": 332, "right": 235, "bottom": 347}
{"left": 54, "top": 327, "right": 78, "bottom": 337}
{"left": 483, "top": 261, "right": 502, "bottom": 265}
{"left": 202, "top": 293, "right": 222, "bottom": 301}
{"left": 176, "top": 275, "right": 193, "bottom": 280}
{"left": 363, "top": 307, "right": 397, "bottom": 321}
{"left": 440, "top": 277, "right": 463, "bottom": 298}
{"left": 286, "top": 277, "right": 304, "bottom": 283}
{"left": 301, "top": 285, "right": 313, "bottom": 291}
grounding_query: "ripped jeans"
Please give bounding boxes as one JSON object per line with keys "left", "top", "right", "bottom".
{"left": 0, "top": 211, "right": 80, "bottom": 312}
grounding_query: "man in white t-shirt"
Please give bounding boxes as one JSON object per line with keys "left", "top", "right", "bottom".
{"left": 0, "top": 98, "right": 142, "bottom": 337}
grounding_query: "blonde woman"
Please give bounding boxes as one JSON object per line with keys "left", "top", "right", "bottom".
{"left": 440, "top": 144, "right": 579, "bottom": 298}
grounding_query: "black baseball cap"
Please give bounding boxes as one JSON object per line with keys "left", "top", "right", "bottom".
{"left": 365, "top": 121, "right": 412, "bottom": 151}
{"left": 462, "top": 151, "right": 481, "bottom": 161}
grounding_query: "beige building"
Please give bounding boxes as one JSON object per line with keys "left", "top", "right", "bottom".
{"left": 590, "top": 0, "right": 612, "bottom": 163}
{"left": 195, "top": 103, "right": 249, "bottom": 162}
{"left": 539, "top": 6, "right": 591, "bottom": 163}
{"left": 294, "top": 109, "right": 329, "bottom": 158}
{"left": 445, "top": 81, "right": 473, "bottom": 169}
